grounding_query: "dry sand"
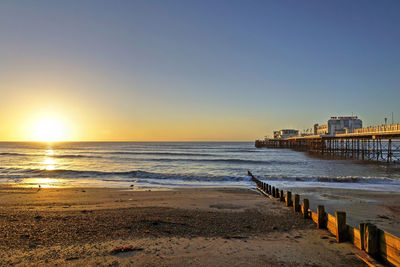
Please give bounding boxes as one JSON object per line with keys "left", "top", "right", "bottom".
{"left": 0, "top": 186, "right": 366, "bottom": 266}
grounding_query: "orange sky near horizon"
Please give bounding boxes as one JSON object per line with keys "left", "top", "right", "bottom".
{"left": 0, "top": 64, "right": 390, "bottom": 142}
{"left": 1, "top": 107, "right": 269, "bottom": 142}
{"left": 0, "top": 75, "right": 271, "bottom": 141}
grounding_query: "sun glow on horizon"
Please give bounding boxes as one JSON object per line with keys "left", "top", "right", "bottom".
{"left": 31, "top": 117, "right": 68, "bottom": 142}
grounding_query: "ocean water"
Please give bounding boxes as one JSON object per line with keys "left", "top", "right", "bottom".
{"left": 1, "top": 142, "right": 400, "bottom": 191}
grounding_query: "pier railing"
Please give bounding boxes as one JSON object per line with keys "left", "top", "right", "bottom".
{"left": 354, "top": 124, "right": 400, "bottom": 134}
{"left": 248, "top": 171, "right": 400, "bottom": 266}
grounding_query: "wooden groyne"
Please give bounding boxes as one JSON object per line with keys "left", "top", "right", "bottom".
{"left": 255, "top": 126, "right": 400, "bottom": 163}
{"left": 248, "top": 171, "right": 400, "bottom": 266}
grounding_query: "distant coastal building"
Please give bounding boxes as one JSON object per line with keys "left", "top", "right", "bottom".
{"left": 314, "top": 124, "right": 328, "bottom": 135}
{"left": 273, "top": 129, "right": 299, "bottom": 139}
{"left": 271, "top": 116, "right": 363, "bottom": 140}
{"left": 314, "top": 116, "right": 362, "bottom": 136}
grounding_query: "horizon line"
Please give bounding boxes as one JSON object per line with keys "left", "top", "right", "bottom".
{"left": 0, "top": 140, "right": 254, "bottom": 143}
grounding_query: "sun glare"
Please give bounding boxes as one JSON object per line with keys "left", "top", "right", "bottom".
{"left": 33, "top": 118, "right": 66, "bottom": 142}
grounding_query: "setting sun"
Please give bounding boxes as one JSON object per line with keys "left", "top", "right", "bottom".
{"left": 32, "top": 118, "right": 66, "bottom": 142}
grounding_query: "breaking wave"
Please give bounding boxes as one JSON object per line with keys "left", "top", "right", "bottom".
{"left": 3, "top": 168, "right": 247, "bottom": 182}
{"left": 2, "top": 168, "right": 400, "bottom": 185}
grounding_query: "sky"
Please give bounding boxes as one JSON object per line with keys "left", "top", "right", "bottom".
{"left": 0, "top": 0, "right": 399, "bottom": 141}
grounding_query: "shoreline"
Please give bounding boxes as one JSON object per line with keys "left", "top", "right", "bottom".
{"left": 2, "top": 181, "right": 400, "bottom": 236}
{"left": 4, "top": 177, "right": 400, "bottom": 192}
{"left": 0, "top": 186, "right": 366, "bottom": 266}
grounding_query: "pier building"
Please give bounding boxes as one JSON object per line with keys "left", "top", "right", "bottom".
{"left": 273, "top": 129, "right": 299, "bottom": 139}
{"left": 314, "top": 124, "right": 328, "bottom": 135}
{"left": 314, "top": 116, "right": 362, "bottom": 136}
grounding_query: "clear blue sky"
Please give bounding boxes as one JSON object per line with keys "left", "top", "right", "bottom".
{"left": 1, "top": 0, "right": 399, "bottom": 140}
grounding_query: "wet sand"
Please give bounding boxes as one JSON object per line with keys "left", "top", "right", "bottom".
{"left": 281, "top": 186, "right": 400, "bottom": 236}
{"left": 0, "top": 186, "right": 366, "bottom": 266}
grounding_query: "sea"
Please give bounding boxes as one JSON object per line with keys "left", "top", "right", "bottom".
{"left": 1, "top": 142, "right": 400, "bottom": 192}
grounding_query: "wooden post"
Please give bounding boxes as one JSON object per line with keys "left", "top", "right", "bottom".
{"left": 359, "top": 223, "right": 366, "bottom": 250}
{"left": 317, "top": 205, "right": 325, "bottom": 229}
{"left": 268, "top": 185, "right": 271, "bottom": 194}
{"left": 335, "top": 211, "right": 347, "bottom": 242}
{"left": 365, "top": 223, "right": 378, "bottom": 257}
{"left": 302, "top": 199, "right": 309, "bottom": 218}
{"left": 272, "top": 186, "right": 275, "bottom": 197}
{"left": 280, "top": 190, "right": 284, "bottom": 201}
{"left": 293, "top": 194, "right": 300, "bottom": 212}
{"left": 275, "top": 188, "right": 279, "bottom": 198}
{"left": 285, "top": 191, "right": 292, "bottom": 207}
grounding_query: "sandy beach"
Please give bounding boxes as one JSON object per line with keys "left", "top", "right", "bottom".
{"left": 0, "top": 186, "right": 366, "bottom": 266}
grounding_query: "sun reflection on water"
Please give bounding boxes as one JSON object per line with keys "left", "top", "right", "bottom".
{"left": 43, "top": 157, "right": 56, "bottom": 170}
{"left": 45, "top": 149, "right": 54, "bottom": 156}
{"left": 27, "top": 147, "right": 63, "bottom": 187}
{"left": 19, "top": 178, "right": 64, "bottom": 188}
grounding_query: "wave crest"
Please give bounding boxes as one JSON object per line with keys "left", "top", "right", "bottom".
{"left": 2, "top": 167, "right": 399, "bottom": 185}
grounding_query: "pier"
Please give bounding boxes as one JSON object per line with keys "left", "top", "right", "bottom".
{"left": 255, "top": 124, "right": 400, "bottom": 163}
